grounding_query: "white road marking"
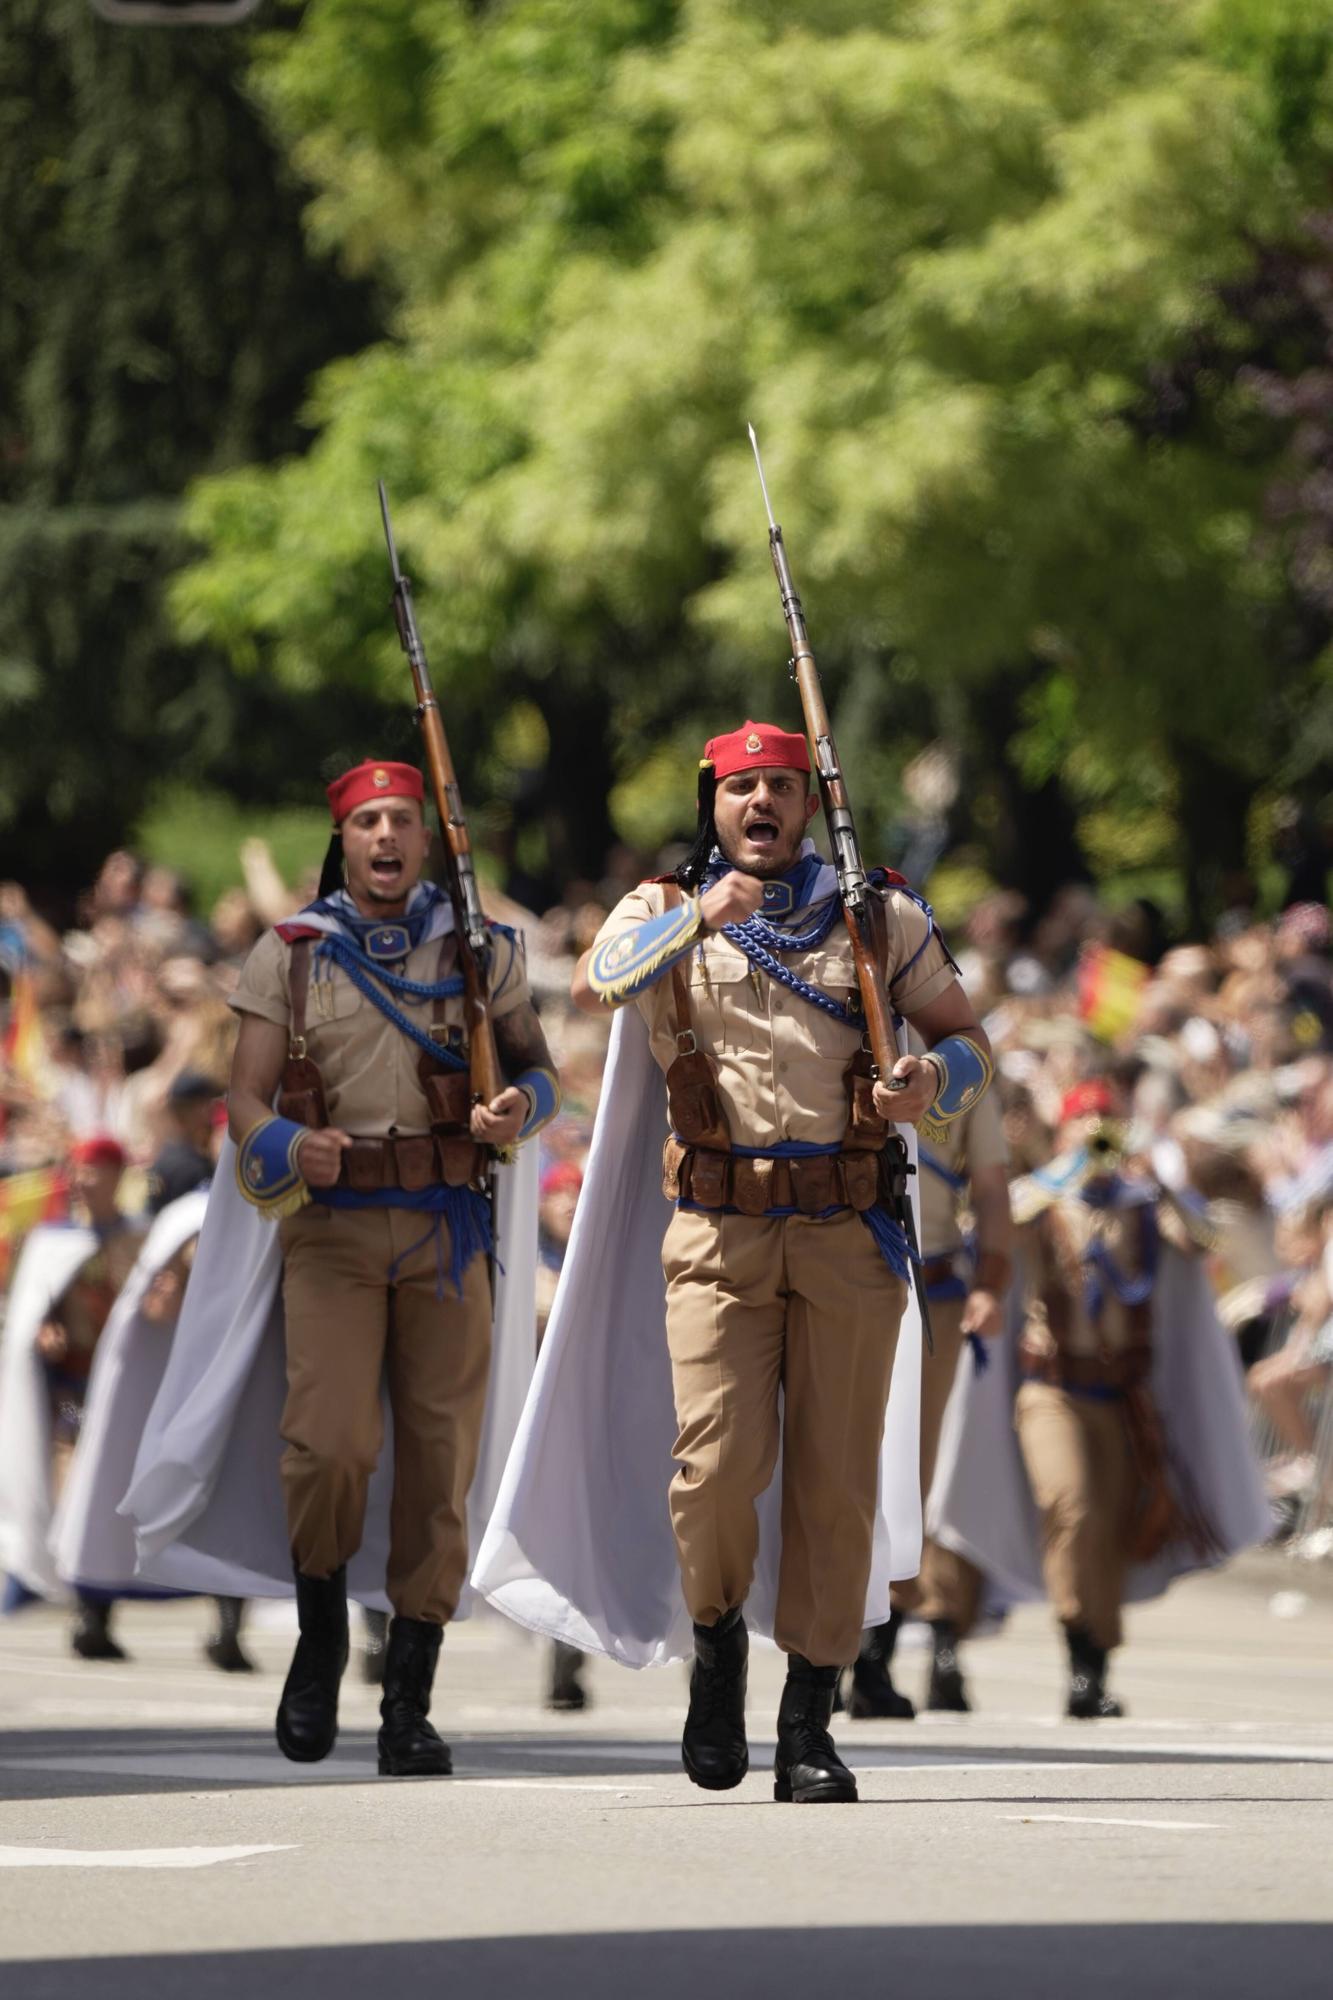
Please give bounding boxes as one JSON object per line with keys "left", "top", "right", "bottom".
{"left": 1003, "top": 1815, "right": 1221, "bottom": 1831}
{"left": 0, "top": 1843, "right": 294, "bottom": 1870}
{"left": 456, "top": 1781, "right": 657, "bottom": 1792}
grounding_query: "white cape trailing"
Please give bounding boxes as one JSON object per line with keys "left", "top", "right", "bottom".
{"left": 473, "top": 1002, "right": 924, "bottom": 1668}
{"left": 0, "top": 1223, "right": 99, "bottom": 1601}
{"left": 119, "top": 1137, "right": 538, "bottom": 1613}
{"left": 51, "top": 1189, "right": 209, "bottom": 1595}
{"left": 927, "top": 1248, "right": 1273, "bottom": 1603}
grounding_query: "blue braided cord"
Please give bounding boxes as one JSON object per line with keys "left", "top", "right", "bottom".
{"left": 321, "top": 1182, "right": 492, "bottom": 1297}
{"left": 1083, "top": 1201, "right": 1157, "bottom": 1321}
{"left": 720, "top": 909, "right": 860, "bottom": 1026}
{"left": 968, "top": 1333, "right": 990, "bottom": 1375}
{"left": 860, "top": 1203, "right": 913, "bottom": 1283}
{"left": 316, "top": 935, "right": 467, "bottom": 1070}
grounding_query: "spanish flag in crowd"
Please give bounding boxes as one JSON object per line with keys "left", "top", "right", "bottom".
{"left": 0, "top": 1166, "right": 68, "bottom": 1289}
{"left": 1077, "top": 943, "right": 1150, "bottom": 1044}
{"left": 1, "top": 969, "right": 47, "bottom": 1092}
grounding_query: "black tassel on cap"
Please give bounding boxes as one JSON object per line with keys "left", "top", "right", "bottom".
{"left": 675, "top": 764, "right": 719, "bottom": 892}
{"left": 317, "top": 832, "right": 345, "bottom": 900}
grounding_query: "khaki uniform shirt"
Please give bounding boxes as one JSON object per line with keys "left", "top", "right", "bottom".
{"left": 594, "top": 880, "right": 956, "bottom": 1149}
{"left": 1017, "top": 1182, "right": 1198, "bottom": 1360}
{"left": 917, "top": 1087, "right": 1008, "bottom": 1258}
{"left": 230, "top": 925, "right": 529, "bottom": 1138}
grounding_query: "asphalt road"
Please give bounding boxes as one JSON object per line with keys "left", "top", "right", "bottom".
{"left": 1, "top": 1560, "right": 1330, "bottom": 2000}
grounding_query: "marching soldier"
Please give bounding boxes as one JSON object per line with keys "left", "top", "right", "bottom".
{"left": 223, "top": 758, "right": 559, "bottom": 1772}
{"left": 561, "top": 720, "right": 995, "bottom": 1802}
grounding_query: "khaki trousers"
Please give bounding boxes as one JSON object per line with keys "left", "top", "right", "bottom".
{"left": 892, "top": 1294, "right": 984, "bottom": 1633}
{"left": 278, "top": 1203, "right": 492, "bottom": 1624}
{"left": 662, "top": 1205, "right": 906, "bottom": 1669}
{"left": 1014, "top": 1381, "right": 1132, "bottom": 1651}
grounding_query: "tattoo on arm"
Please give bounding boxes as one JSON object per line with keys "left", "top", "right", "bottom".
{"left": 494, "top": 1001, "right": 554, "bottom": 1083}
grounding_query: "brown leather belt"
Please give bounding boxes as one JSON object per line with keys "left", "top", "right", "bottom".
{"left": 337, "top": 1134, "right": 488, "bottom": 1194}
{"left": 1021, "top": 1348, "right": 1150, "bottom": 1394}
{"left": 662, "top": 1139, "right": 882, "bottom": 1216}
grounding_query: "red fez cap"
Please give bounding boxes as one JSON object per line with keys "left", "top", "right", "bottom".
{"left": 702, "top": 720, "right": 811, "bottom": 783}
{"left": 1059, "top": 1080, "right": 1117, "bottom": 1126}
{"left": 326, "top": 761, "right": 424, "bottom": 825}
{"left": 540, "top": 1160, "right": 584, "bottom": 1199}
{"left": 70, "top": 1135, "right": 127, "bottom": 1171}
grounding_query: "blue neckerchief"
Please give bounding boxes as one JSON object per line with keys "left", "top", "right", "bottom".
{"left": 1078, "top": 1179, "right": 1159, "bottom": 1320}
{"left": 307, "top": 883, "right": 447, "bottom": 960}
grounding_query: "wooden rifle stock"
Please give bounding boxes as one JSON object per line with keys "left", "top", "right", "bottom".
{"left": 377, "top": 483, "right": 504, "bottom": 1109}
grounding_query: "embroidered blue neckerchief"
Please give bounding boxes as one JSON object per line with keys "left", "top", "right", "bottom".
{"left": 308, "top": 883, "right": 446, "bottom": 959}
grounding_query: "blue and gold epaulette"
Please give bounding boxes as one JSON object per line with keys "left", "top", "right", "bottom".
{"left": 586, "top": 895, "right": 705, "bottom": 1007}
{"left": 236, "top": 1115, "right": 311, "bottom": 1219}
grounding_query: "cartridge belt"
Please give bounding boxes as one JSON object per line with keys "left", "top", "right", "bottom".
{"left": 337, "top": 1133, "right": 488, "bottom": 1194}
{"left": 662, "top": 1139, "right": 886, "bottom": 1217}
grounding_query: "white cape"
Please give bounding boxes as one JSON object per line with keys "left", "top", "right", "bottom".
{"left": 119, "top": 1138, "right": 538, "bottom": 1613}
{"left": 51, "top": 1189, "right": 209, "bottom": 1594}
{"left": 0, "top": 1222, "right": 99, "bottom": 1601}
{"left": 473, "top": 1003, "right": 924, "bottom": 1667}
{"left": 927, "top": 1248, "right": 1273, "bottom": 1602}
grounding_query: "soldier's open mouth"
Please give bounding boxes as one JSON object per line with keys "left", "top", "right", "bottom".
{"left": 371, "top": 857, "right": 403, "bottom": 878}
{"left": 744, "top": 819, "right": 779, "bottom": 846}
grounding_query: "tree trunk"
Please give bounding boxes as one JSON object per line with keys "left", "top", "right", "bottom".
{"left": 1171, "top": 741, "right": 1255, "bottom": 935}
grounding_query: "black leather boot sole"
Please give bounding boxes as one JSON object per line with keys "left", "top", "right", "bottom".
{"left": 773, "top": 1766, "right": 859, "bottom": 1804}
{"left": 377, "top": 1740, "right": 454, "bottom": 1777}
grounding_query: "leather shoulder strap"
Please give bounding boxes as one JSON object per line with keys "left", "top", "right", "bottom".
{"left": 660, "top": 883, "right": 696, "bottom": 1051}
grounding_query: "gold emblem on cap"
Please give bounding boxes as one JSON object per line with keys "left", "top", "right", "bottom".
{"left": 745, "top": 732, "right": 763, "bottom": 754}
{"left": 372, "top": 766, "right": 390, "bottom": 789}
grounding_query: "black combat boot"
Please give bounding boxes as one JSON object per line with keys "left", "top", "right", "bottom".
{"left": 775, "top": 1655, "right": 859, "bottom": 1803}
{"left": 275, "top": 1564, "right": 349, "bottom": 1763}
{"left": 926, "top": 1619, "right": 971, "bottom": 1713}
{"left": 846, "top": 1611, "right": 916, "bottom": 1719}
{"left": 1064, "top": 1623, "right": 1125, "bottom": 1720}
{"left": 377, "top": 1616, "right": 453, "bottom": 1777}
{"left": 682, "top": 1608, "right": 749, "bottom": 1791}
{"left": 205, "top": 1596, "right": 255, "bottom": 1674}
{"left": 360, "top": 1607, "right": 389, "bottom": 1687}
{"left": 70, "top": 1597, "right": 127, "bottom": 1662}
{"left": 547, "top": 1640, "right": 589, "bottom": 1712}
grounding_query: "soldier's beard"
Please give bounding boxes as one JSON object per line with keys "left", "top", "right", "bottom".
{"left": 715, "top": 823, "right": 804, "bottom": 880}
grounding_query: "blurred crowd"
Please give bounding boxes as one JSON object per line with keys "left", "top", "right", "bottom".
{"left": 3, "top": 840, "right": 1332, "bottom": 1535}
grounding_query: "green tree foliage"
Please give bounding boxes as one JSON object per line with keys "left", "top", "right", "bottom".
{"left": 0, "top": 0, "right": 380, "bottom": 907}
{"left": 175, "top": 0, "right": 1333, "bottom": 918}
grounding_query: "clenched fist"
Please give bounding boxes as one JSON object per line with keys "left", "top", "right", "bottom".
{"left": 471, "top": 1086, "right": 528, "bottom": 1147}
{"left": 700, "top": 870, "right": 766, "bottom": 932}
{"left": 296, "top": 1126, "right": 353, "bottom": 1188}
{"left": 871, "top": 1053, "right": 941, "bottom": 1126}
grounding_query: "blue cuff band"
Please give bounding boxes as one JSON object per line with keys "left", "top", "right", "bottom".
{"left": 586, "top": 896, "right": 704, "bottom": 1006}
{"left": 236, "top": 1115, "right": 309, "bottom": 1217}
{"left": 516, "top": 1065, "right": 561, "bottom": 1142}
{"left": 920, "top": 1033, "right": 993, "bottom": 1139}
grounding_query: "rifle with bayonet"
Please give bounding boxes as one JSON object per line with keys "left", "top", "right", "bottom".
{"left": 377, "top": 481, "right": 504, "bottom": 1111}
{"left": 745, "top": 425, "right": 932, "bottom": 1340}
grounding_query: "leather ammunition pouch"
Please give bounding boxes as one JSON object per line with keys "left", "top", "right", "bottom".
{"left": 663, "top": 1140, "right": 883, "bottom": 1215}
{"left": 337, "top": 1132, "right": 488, "bottom": 1194}
{"left": 843, "top": 1045, "right": 891, "bottom": 1151}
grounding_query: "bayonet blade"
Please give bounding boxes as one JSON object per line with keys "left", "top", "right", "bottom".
{"left": 377, "top": 479, "right": 404, "bottom": 583}
{"left": 746, "top": 422, "right": 777, "bottom": 531}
